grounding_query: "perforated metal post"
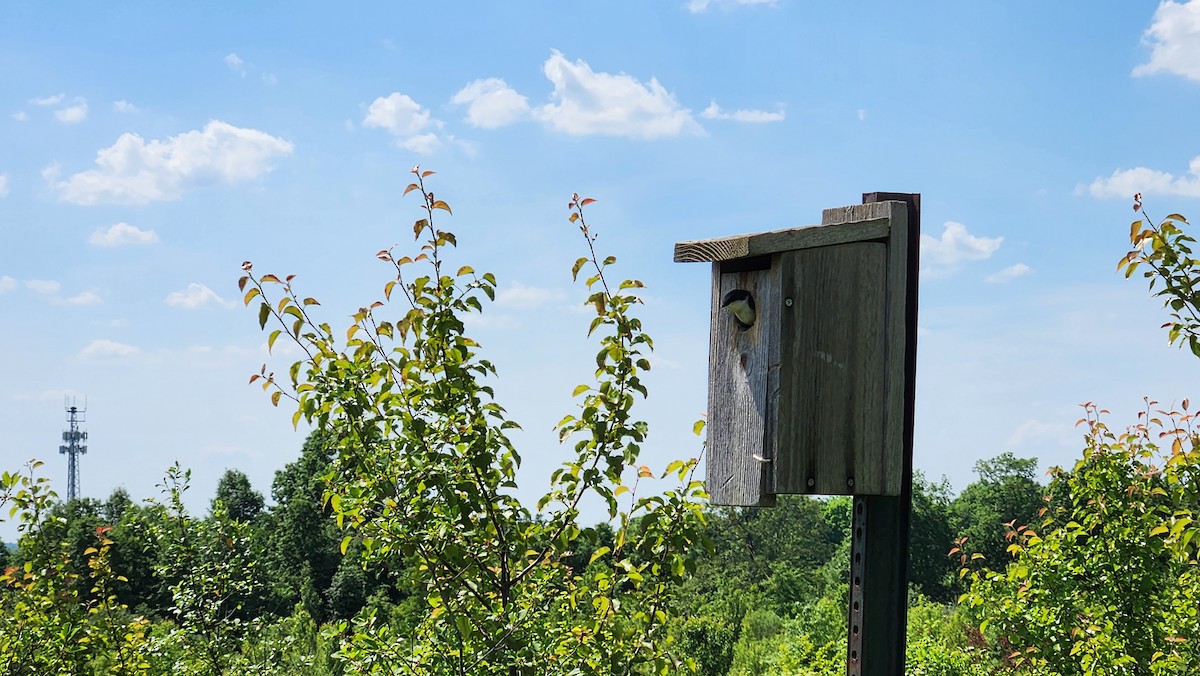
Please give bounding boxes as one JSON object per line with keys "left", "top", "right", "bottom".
{"left": 845, "top": 193, "right": 919, "bottom": 676}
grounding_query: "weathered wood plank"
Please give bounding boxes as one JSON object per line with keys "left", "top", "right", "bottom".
{"left": 705, "top": 261, "right": 776, "bottom": 506}
{"left": 880, "top": 201, "right": 909, "bottom": 495}
{"left": 772, "top": 243, "right": 886, "bottom": 495}
{"left": 674, "top": 218, "right": 889, "bottom": 263}
{"left": 820, "top": 201, "right": 898, "bottom": 229}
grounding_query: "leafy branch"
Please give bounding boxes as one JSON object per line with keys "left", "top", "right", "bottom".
{"left": 1120, "top": 193, "right": 1200, "bottom": 355}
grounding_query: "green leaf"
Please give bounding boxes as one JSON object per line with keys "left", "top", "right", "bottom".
{"left": 589, "top": 546, "right": 611, "bottom": 564}
{"left": 572, "top": 257, "right": 589, "bottom": 282}
{"left": 258, "top": 301, "right": 271, "bottom": 329}
{"left": 572, "top": 384, "right": 589, "bottom": 397}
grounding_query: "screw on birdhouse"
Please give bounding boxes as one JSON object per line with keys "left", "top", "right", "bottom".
{"left": 847, "top": 477, "right": 855, "bottom": 488}
{"left": 752, "top": 454, "right": 772, "bottom": 464}
{"left": 806, "top": 477, "right": 815, "bottom": 488}
{"left": 784, "top": 297, "right": 794, "bottom": 307}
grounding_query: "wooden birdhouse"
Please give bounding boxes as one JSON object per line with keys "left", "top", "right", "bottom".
{"left": 674, "top": 198, "right": 917, "bottom": 506}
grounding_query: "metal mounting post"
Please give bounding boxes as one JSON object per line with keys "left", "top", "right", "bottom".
{"left": 845, "top": 193, "right": 919, "bottom": 676}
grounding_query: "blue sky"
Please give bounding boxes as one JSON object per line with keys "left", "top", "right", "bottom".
{"left": 3, "top": 1, "right": 1200, "bottom": 538}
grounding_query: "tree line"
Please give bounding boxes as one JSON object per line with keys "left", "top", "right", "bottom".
{"left": 1, "top": 438, "right": 1045, "bottom": 674}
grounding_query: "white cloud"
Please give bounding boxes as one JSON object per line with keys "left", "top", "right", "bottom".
{"left": 857, "top": 109, "right": 867, "bottom": 121}
{"left": 261, "top": 72, "right": 278, "bottom": 85}
{"left": 26, "top": 279, "right": 60, "bottom": 295}
{"left": 1134, "top": 0, "right": 1200, "bottom": 81}
{"left": 225, "top": 52, "right": 246, "bottom": 76}
{"left": 495, "top": 281, "right": 567, "bottom": 309}
{"left": 363, "top": 93, "right": 442, "bottom": 153}
{"left": 532, "top": 51, "right": 703, "bottom": 139}
{"left": 920, "top": 222, "right": 1002, "bottom": 277}
{"left": 55, "top": 98, "right": 88, "bottom": 124}
{"left": 0, "top": 276, "right": 15, "bottom": 293}
{"left": 985, "top": 263, "right": 1033, "bottom": 284}
{"left": 165, "top": 282, "right": 231, "bottom": 309}
{"left": 0, "top": 173, "right": 8, "bottom": 198}
{"left": 686, "top": 0, "right": 776, "bottom": 12}
{"left": 79, "top": 339, "right": 139, "bottom": 359}
{"left": 50, "top": 120, "right": 293, "bottom": 205}
{"left": 451, "top": 78, "right": 531, "bottom": 128}
{"left": 12, "top": 111, "right": 28, "bottom": 122}
{"left": 30, "top": 93, "right": 64, "bottom": 106}
{"left": 1086, "top": 156, "right": 1200, "bottom": 198}
{"left": 364, "top": 92, "right": 432, "bottom": 136}
{"left": 700, "top": 101, "right": 785, "bottom": 123}
{"left": 89, "top": 222, "right": 159, "bottom": 246}
{"left": 398, "top": 133, "right": 441, "bottom": 154}
{"left": 65, "top": 290, "right": 102, "bottom": 305}
{"left": 113, "top": 100, "right": 137, "bottom": 113}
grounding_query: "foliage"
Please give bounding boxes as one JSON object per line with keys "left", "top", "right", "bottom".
{"left": 908, "top": 474, "right": 958, "bottom": 603}
{"left": 0, "top": 461, "right": 153, "bottom": 674}
{"left": 961, "top": 402, "right": 1200, "bottom": 674}
{"left": 1121, "top": 195, "right": 1200, "bottom": 355}
{"left": 150, "top": 463, "right": 270, "bottom": 675}
{"left": 904, "top": 596, "right": 995, "bottom": 676}
{"left": 726, "top": 609, "right": 841, "bottom": 676}
{"left": 239, "top": 169, "right": 707, "bottom": 673}
{"left": 950, "top": 453, "right": 1045, "bottom": 574}
{"left": 212, "top": 468, "right": 265, "bottom": 523}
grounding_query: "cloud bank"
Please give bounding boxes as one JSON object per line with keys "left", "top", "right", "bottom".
{"left": 50, "top": 121, "right": 293, "bottom": 205}
{"left": 1134, "top": 0, "right": 1200, "bottom": 81}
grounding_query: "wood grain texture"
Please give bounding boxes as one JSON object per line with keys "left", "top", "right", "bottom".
{"left": 705, "top": 261, "right": 777, "bottom": 506}
{"left": 772, "top": 243, "right": 887, "bottom": 495}
{"left": 820, "top": 201, "right": 898, "bottom": 228}
{"left": 674, "top": 219, "right": 889, "bottom": 263}
{"left": 879, "top": 201, "right": 909, "bottom": 496}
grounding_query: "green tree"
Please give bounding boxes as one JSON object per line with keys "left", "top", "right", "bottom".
{"left": 260, "top": 432, "right": 349, "bottom": 623}
{"left": 908, "top": 474, "right": 957, "bottom": 603}
{"left": 241, "top": 172, "right": 706, "bottom": 673}
{"left": 0, "top": 461, "right": 153, "bottom": 675}
{"left": 950, "top": 452, "right": 1044, "bottom": 570}
{"left": 152, "top": 463, "right": 270, "bottom": 675}
{"left": 212, "top": 468, "right": 265, "bottom": 523}
{"left": 961, "top": 403, "right": 1200, "bottom": 674}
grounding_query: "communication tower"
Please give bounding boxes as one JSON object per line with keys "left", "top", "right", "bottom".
{"left": 59, "top": 398, "right": 88, "bottom": 501}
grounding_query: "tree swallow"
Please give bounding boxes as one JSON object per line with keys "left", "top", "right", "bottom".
{"left": 721, "top": 289, "right": 756, "bottom": 329}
